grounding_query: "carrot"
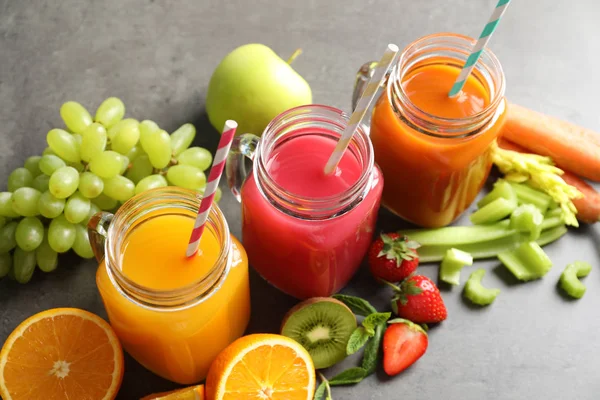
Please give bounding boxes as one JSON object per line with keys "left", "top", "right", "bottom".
{"left": 498, "top": 138, "right": 600, "bottom": 223}
{"left": 502, "top": 103, "right": 600, "bottom": 182}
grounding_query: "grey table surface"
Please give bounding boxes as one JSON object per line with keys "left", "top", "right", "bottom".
{"left": 1, "top": 0, "right": 599, "bottom": 399}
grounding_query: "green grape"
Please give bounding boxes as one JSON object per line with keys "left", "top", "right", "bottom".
{"left": 38, "top": 191, "right": 65, "bottom": 218}
{"left": 60, "top": 101, "right": 93, "bottom": 134}
{"left": 95, "top": 97, "right": 125, "bottom": 128}
{"left": 64, "top": 192, "right": 91, "bottom": 224}
{"left": 139, "top": 120, "right": 160, "bottom": 141}
{"left": 140, "top": 129, "right": 172, "bottom": 169}
{"left": 0, "top": 252, "right": 11, "bottom": 278}
{"left": 15, "top": 216, "right": 44, "bottom": 251}
{"left": 119, "top": 154, "right": 130, "bottom": 175}
{"left": 42, "top": 147, "right": 56, "bottom": 156}
{"left": 32, "top": 174, "right": 50, "bottom": 192}
{"left": 39, "top": 154, "right": 66, "bottom": 176}
{"left": 48, "top": 215, "right": 76, "bottom": 253}
{"left": 107, "top": 118, "right": 138, "bottom": 141}
{"left": 170, "top": 123, "right": 196, "bottom": 156}
{"left": 89, "top": 151, "right": 122, "bottom": 179}
{"left": 80, "top": 123, "right": 107, "bottom": 162}
{"left": 0, "top": 221, "right": 18, "bottom": 253}
{"left": 82, "top": 202, "right": 100, "bottom": 226}
{"left": 126, "top": 144, "right": 144, "bottom": 162}
{"left": 24, "top": 156, "right": 42, "bottom": 177}
{"left": 68, "top": 161, "right": 85, "bottom": 173}
{"left": 215, "top": 187, "right": 222, "bottom": 203}
{"left": 36, "top": 235, "right": 58, "bottom": 272}
{"left": 0, "top": 192, "right": 20, "bottom": 218}
{"left": 177, "top": 147, "right": 213, "bottom": 171}
{"left": 47, "top": 128, "right": 80, "bottom": 163}
{"left": 125, "top": 155, "right": 153, "bottom": 184}
{"left": 49, "top": 167, "right": 79, "bottom": 199}
{"left": 72, "top": 133, "right": 83, "bottom": 147}
{"left": 0, "top": 216, "right": 5, "bottom": 230}
{"left": 166, "top": 165, "right": 206, "bottom": 190}
{"left": 92, "top": 193, "right": 118, "bottom": 211}
{"left": 13, "top": 247, "right": 36, "bottom": 284}
{"left": 111, "top": 119, "right": 140, "bottom": 154}
{"left": 135, "top": 174, "right": 167, "bottom": 195}
{"left": 78, "top": 172, "right": 104, "bottom": 198}
{"left": 8, "top": 168, "right": 33, "bottom": 191}
{"left": 73, "top": 224, "right": 94, "bottom": 259}
{"left": 11, "top": 187, "right": 41, "bottom": 217}
{"left": 103, "top": 176, "right": 135, "bottom": 202}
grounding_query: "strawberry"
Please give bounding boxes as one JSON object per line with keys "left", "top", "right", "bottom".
{"left": 390, "top": 275, "right": 447, "bottom": 324}
{"left": 368, "top": 233, "right": 420, "bottom": 283}
{"left": 383, "top": 318, "right": 428, "bottom": 376}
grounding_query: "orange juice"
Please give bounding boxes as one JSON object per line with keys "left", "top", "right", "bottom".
{"left": 93, "top": 188, "right": 250, "bottom": 384}
{"left": 369, "top": 33, "right": 507, "bottom": 227}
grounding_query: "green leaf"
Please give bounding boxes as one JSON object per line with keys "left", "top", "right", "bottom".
{"left": 332, "top": 294, "right": 377, "bottom": 316}
{"left": 313, "top": 382, "right": 326, "bottom": 400}
{"left": 329, "top": 367, "right": 368, "bottom": 386}
{"left": 346, "top": 327, "right": 371, "bottom": 355}
{"left": 361, "top": 323, "right": 385, "bottom": 375}
{"left": 362, "top": 312, "right": 391, "bottom": 334}
{"left": 315, "top": 372, "right": 332, "bottom": 400}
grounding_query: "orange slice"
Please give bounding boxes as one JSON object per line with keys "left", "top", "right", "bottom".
{"left": 0, "top": 308, "right": 124, "bottom": 400}
{"left": 140, "top": 384, "right": 204, "bottom": 400}
{"left": 205, "top": 333, "right": 315, "bottom": 400}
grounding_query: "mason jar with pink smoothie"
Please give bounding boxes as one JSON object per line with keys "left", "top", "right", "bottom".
{"left": 226, "top": 105, "right": 383, "bottom": 299}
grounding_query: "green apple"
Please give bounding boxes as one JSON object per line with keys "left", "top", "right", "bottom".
{"left": 206, "top": 44, "right": 312, "bottom": 136}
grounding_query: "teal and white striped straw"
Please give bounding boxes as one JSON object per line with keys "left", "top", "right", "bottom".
{"left": 449, "top": 0, "right": 512, "bottom": 97}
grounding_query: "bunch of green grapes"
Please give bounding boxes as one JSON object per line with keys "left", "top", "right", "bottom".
{"left": 0, "top": 97, "right": 218, "bottom": 284}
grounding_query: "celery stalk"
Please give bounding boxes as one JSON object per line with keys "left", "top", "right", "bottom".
{"left": 540, "top": 215, "right": 564, "bottom": 231}
{"left": 477, "top": 180, "right": 517, "bottom": 208}
{"left": 537, "top": 225, "right": 568, "bottom": 246}
{"left": 470, "top": 197, "right": 518, "bottom": 225}
{"left": 498, "top": 242, "right": 552, "bottom": 281}
{"left": 509, "top": 182, "right": 552, "bottom": 214}
{"left": 545, "top": 207, "right": 563, "bottom": 218}
{"left": 399, "top": 220, "right": 513, "bottom": 246}
{"left": 439, "top": 248, "right": 473, "bottom": 285}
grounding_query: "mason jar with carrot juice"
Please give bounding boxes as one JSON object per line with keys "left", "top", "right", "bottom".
{"left": 88, "top": 187, "right": 250, "bottom": 384}
{"left": 361, "top": 33, "right": 507, "bottom": 227}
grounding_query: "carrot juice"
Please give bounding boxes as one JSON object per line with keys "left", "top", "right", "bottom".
{"left": 92, "top": 188, "right": 250, "bottom": 384}
{"left": 369, "top": 33, "right": 507, "bottom": 227}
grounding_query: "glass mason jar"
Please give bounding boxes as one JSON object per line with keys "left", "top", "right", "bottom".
{"left": 88, "top": 187, "right": 250, "bottom": 384}
{"left": 354, "top": 33, "right": 507, "bottom": 228}
{"left": 226, "top": 105, "right": 383, "bottom": 299}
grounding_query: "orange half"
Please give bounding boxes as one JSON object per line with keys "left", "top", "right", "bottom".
{"left": 0, "top": 308, "right": 124, "bottom": 400}
{"left": 205, "top": 334, "right": 315, "bottom": 400}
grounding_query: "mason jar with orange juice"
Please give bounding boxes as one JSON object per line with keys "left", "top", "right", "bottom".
{"left": 88, "top": 187, "right": 250, "bottom": 384}
{"left": 355, "top": 33, "right": 507, "bottom": 227}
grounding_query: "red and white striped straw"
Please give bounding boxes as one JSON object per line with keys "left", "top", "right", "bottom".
{"left": 186, "top": 120, "right": 237, "bottom": 257}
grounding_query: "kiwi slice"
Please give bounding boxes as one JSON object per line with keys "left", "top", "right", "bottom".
{"left": 280, "top": 297, "right": 357, "bottom": 369}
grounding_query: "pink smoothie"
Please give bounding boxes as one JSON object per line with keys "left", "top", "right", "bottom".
{"left": 240, "top": 133, "right": 383, "bottom": 299}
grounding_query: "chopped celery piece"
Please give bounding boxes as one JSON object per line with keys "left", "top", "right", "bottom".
{"left": 470, "top": 197, "right": 517, "bottom": 225}
{"left": 400, "top": 220, "right": 513, "bottom": 246}
{"left": 509, "top": 182, "right": 552, "bottom": 213}
{"left": 510, "top": 204, "right": 544, "bottom": 240}
{"left": 463, "top": 269, "right": 500, "bottom": 306}
{"left": 477, "top": 180, "right": 517, "bottom": 208}
{"left": 440, "top": 248, "right": 473, "bottom": 285}
{"left": 537, "top": 225, "right": 567, "bottom": 246}
{"left": 498, "top": 242, "right": 552, "bottom": 281}
{"left": 559, "top": 261, "right": 592, "bottom": 299}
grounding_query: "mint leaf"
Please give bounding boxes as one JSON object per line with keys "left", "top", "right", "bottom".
{"left": 329, "top": 367, "right": 368, "bottom": 386}
{"left": 332, "top": 294, "right": 377, "bottom": 316}
{"left": 361, "top": 323, "right": 385, "bottom": 375}
{"left": 362, "top": 312, "right": 391, "bottom": 334}
{"left": 313, "top": 382, "right": 326, "bottom": 400}
{"left": 346, "top": 327, "right": 371, "bottom": 355}
{"left": 315, "top": 372, "right": 332, "bottom": 400}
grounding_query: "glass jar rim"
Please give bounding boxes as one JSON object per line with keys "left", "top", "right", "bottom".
{"left": 390, "top": 32, "right": 506, "bottom": 137}
{"left": 105, "top": 187, "right": 232, "bottom": 310}
{"left": 254, "top": 104, "right": 375, "bottom": 219}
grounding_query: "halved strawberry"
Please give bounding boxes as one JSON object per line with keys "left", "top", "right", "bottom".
{"left": 383, "top": 318, "right": 428, "bottom": 376}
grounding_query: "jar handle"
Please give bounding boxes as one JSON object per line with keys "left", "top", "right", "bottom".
{"left": 225, "top": 133, "right": 260, "bottom": 203}
{"left": 87, "top": 212, "right": 114, "bottom": 263}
